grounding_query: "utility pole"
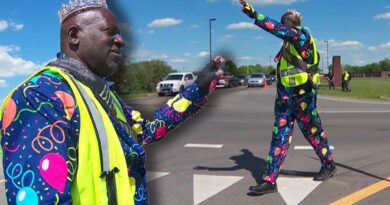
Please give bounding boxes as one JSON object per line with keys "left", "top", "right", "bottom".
{"left": 209, "top": 18, "right": 216, "bottom": 61}
{"left": 324, "top": 40, "right": 329, "bottom": 73}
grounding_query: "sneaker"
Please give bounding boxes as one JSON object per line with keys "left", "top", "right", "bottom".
{"left": 313, "top": 165, "right": 336, "bottom": 181}
{"left": 248, "top": 181, "right": 278, "bottom": 195}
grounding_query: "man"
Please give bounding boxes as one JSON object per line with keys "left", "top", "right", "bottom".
{"left": 342, "top": 70, "right": 347, "bottom": 92}
{"left": 239, "top": 0, "right": 336, "bottom": 195}
{"left": 0, "top": 1, "right": 223, "bottom": 204}
{"left": 345, "top": 70, "right": 352, "bottom": 92}
{"left": 327, "top": 72, "right": 335, "bottom": 90}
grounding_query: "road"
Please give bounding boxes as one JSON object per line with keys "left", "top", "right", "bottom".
{"left": 127, "top": 85, "right": 390, "bottom": 205}
{"left": 1, "top": 84, "right": 390, "bottom": 205}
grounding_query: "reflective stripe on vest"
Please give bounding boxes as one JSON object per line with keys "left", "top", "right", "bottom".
{"left": 279, "top": 33, "right": 320, "bottom": 87}
{"left": 0, "top": 67, "right": 136, "bottom": 205}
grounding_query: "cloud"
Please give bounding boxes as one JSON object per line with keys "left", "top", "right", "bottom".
{"left": 184, "top": 53, "right": 191, "bottom": 57}
{"left": 0, "top": 20, "right": 8, "bottom": 31}
{"left": 0, "top": 20, "right": 24, "bottom": 31}
{"left": 226, "top": 22, "right": 259, "bottom": 30}
{"left": 368, "top": 42, "right": 390, "bottom": 51}
{"left": 231, "top": 0, "right": 304, "bottom": 5}
{"left": 0, "top": 45, "right": 40, "bottom": 77}
{"left": 237, "top": 56, "right": 254, "bottom": 60}
{"left": 321, "top": 39, "right": 363, "bottom": 50}
{"left": 148, "top": 18, "right": 183, "bottom": 28}
{"left": 197, "top": 51, "right": 210, "bottom": 58}
{"left": 169, "top": 59, "right": 188, "bottom": 63}
{"left": 129, "top": 47, "right": 174, "bottom": 62}
{"left": 220, "top": 34, "right": 235, "bottom": 42}
{"left": 374, "top": 12, "right": 390, "bottom": 20}
{"left": 10, "top": 21, "right": 23, "bottom": 30}
{"left": 0, "top": 79, "right": 8, "bottom": 88}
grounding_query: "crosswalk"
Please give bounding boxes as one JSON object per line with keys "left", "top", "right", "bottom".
{"left": 146, "top": 171, "right": 322, "bottom": 205}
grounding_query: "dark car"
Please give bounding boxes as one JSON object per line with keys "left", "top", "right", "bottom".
{"left": 270, "top": 75, "right": 276, "bottom": 82}
{"left": 217, "top": 72, "right": 238, "bottom": 88}
{"left": 265, "top": 74, "right": 273, "bottom": 85}
{"left": 236, "top": 74, "right": 248, "bottom": 86}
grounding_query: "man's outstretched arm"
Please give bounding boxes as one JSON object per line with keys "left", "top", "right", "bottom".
{"left": 121, "top": 56, "right": 224, "bottom": 145}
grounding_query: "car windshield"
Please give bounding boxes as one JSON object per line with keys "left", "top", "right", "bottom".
{"left": 237, "top": 75, "right": 246, "bottom": 79}
{"left": 164, "top": 74, "right": 183, "bottom": 80}
{"left": 250, "top": 74, "right": 263, "bottom": 78}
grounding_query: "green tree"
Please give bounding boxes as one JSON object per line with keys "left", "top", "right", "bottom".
{"left": 111, "top": 60, "right": 174, "bottom": 94}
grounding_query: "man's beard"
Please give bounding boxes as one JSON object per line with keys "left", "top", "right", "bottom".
{"left": 104, "top": 54, "right": 122, "bottom": 78}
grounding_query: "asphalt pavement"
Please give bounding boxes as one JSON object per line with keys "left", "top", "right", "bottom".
{"left": 1, "top": 84, "right": 390, "bottom": 205}
{"left": 127, "top": 85, "right": 390, "bottom": 205}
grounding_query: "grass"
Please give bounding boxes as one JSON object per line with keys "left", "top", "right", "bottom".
{"left": 318, "top": 78, "right": 390, "bottom": 101}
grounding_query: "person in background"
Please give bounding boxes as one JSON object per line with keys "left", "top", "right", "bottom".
{"left": 327, "top": 72, "right": 335, "bottom": 90}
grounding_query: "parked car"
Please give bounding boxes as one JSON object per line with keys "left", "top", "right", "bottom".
{"left": 248, "top": 73, "right": 266, "bottom": 87}
{"left": 156, "top": 72, "right": 196, "bottom": 96}
{"left": 236, "top": 74, "right": 248, "bottom": 86}
{"left": 216, "top": 72, "right": 238, "bottom": 88}
{"left": 265, "top": 74, "right": 273, "bottom": 85}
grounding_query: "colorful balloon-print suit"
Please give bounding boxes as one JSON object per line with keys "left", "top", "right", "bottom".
{"left": 253, "top": 14, "right": 334, "bottom": 184}
{"left": 1, "top": 60, "right": 211, "bottom": 205}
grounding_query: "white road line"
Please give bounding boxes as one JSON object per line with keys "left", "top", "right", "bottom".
{"left": 184, "top": 143, "right": 223, "bottom": 148}
{"left": 319, "top": 111, "right": 390, "bottom": 114}
{"left": 146, "top": 171, "right": 170, "bottom": 182}
{"left": 295, "top": 145, "right": 335, "bottom": 150}
{"left": 318, "top": 96, "right": 390, "bottom": 105}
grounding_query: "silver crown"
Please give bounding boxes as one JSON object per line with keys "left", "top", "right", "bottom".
{"left": 58, "top": 0, "right": 108, "bottom": 23}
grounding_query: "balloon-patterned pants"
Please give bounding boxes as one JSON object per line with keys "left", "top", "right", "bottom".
{"left": 262, "top": 79, "right": 334, "bottom": 184}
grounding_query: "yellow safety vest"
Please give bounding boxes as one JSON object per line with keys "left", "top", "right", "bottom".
{"left": 344, "top": 72, "right": 350, "bottom": 81}
{"left": 279, "top": 33, "right": 320, "bottom": 87}
{"left": 0, "top": 66, "right": 136, "bottom": 205}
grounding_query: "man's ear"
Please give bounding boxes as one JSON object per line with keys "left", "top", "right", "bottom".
{"left": 67, "top": 25, "right": 80, "bottom": 46}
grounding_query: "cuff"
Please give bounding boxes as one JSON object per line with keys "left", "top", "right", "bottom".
{"left": 180, "top": 83, "right": 207, "bottom": 103}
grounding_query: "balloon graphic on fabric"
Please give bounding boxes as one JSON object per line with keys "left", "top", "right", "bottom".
{"left": 322, "top": 148, "right": 328, "bottom": 156}
{"left": 16, "top": 187, "right": 38, "bottom": 205}
{"left": 55, "top": 91, "right": 75, "bottom": 120}
{"left": 274, "top": 148, "right": 281, "bottom": 156}
{"left": 2, "top": 98, "right": 16, "bottom": 134}
{"left": 39, "top": 153, "right": 67, "bottom": 192}
{"left": 300, "top": 102, "right": 307, "bottom": 111}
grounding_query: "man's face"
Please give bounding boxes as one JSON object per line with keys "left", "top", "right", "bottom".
{"left": 76, "top": 8, "right": 125, "bottom": 78}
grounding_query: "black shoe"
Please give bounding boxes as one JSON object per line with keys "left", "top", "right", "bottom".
{"left": 313, "top": 165, "right": 336, "bottom": 181}
{"left": 248, "top": 181, "right": 278, "bottom": 196}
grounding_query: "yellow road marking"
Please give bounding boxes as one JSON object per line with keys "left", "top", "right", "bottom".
{"left": 330, "top": 177, "right": 390, "bottom": 205}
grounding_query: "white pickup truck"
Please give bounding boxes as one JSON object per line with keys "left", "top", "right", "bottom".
{"left": 156, "top": 72, "right": 197, "bottom": 96}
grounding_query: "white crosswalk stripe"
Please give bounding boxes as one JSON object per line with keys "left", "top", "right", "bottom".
{"left": 193, "top": 174, "right": 243, "bottom": 205}
{"left": 146, "top": 171, "right": 170, "bottom": 182}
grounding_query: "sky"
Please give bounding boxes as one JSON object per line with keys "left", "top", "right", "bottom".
{"left": 0, "top": 0, "right": 389, "bottom": 101}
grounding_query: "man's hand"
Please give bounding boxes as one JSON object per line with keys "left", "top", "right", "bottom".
{"left": 195, "top": 55, "right": 225, "bottom": 95}
{"left": 240, "top": 0, "right": 257, "bottom": 19}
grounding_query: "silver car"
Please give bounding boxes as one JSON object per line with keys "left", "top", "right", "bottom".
{"left": 248, "top": 73, "right": 266, "bottom": 87}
